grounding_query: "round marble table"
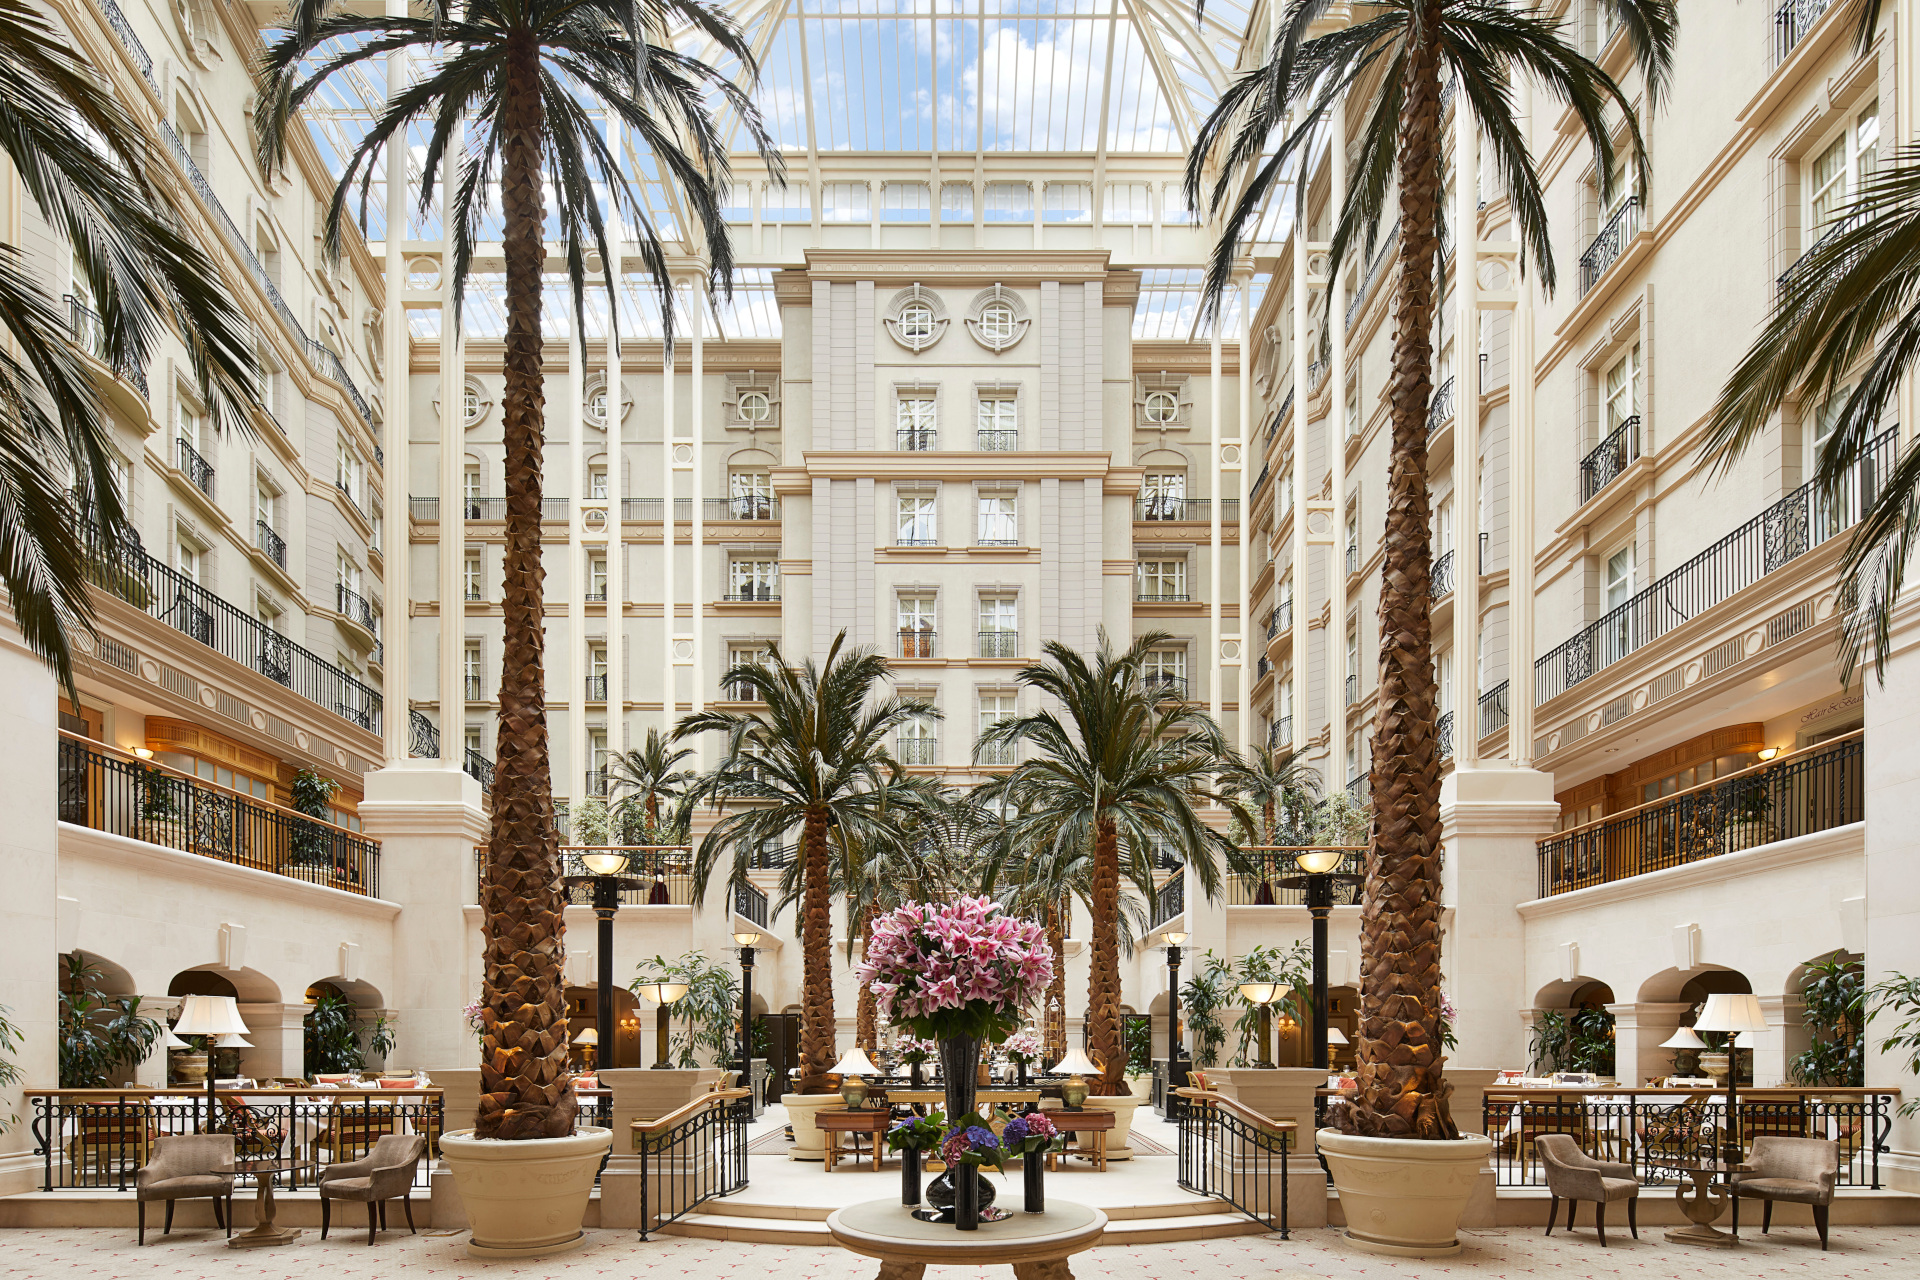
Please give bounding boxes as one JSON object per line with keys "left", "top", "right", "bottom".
{"left": 826, "top": 1197, "right": 1108, "bottom": 1280}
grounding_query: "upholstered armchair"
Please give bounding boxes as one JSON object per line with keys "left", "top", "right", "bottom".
{"left": 1732, "top": 1136, "right": 1840, "bottom": 1249}
{"left": 318, "top": 1133, "right": 427, "bottom": 1245}
{"left": 1535, "top": 1133, "right": 1639, "bottom": 1246}
{"left": 134, "top": 1133, "right": 236, "bottom": 1246}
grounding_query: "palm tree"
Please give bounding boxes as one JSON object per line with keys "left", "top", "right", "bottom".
{"left": 0, "top": 0, "right": 256, "bottom": 693}
{"left": 258, "top": 0, "right": 772, "bottom": 1141}
{"left": 1704, "top": 9, "right": 1918, "bottom": 685}
{"left": 976, "top": 630, "right": 1233, "bottom": 1095}
{"left": 1187, "top": 1, "right": 1673, "bottom": 1138}
{"left": 1216, "top": 745, "right": 1322, "bottom": 902}
{"left": 607, "top": 727, "right": 697, "bottom": 835}
{"left": 678, "top": 632, "right": 935, "bottom": 1092}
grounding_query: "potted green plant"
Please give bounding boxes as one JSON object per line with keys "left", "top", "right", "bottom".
{"left": 886, "top": 1108, "right": 946, "bottom": 1207}
{"left": 1790, "top": 955, "right": 1864, "bottom": 1090}
{"left": 59, "top": 953, "right": 161, "bottom": 1087}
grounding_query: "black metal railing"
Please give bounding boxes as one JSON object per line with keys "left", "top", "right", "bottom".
{"left": 1775, "top": 0, "right": 1836, "bottom": 63}
{"left": 1536, "top": 428, "right": 1897, "bottom": 704}
{"left": 58, "top": 734, "right": 379, "bottom": 894}
{"left": 1538, "top": 732, "right": 1862, "bottom": 897}
{"left": 897, "top": 427, "right": 936, "bottom": 451}
{"left": 1249, "top": 462, "right": 1270, "bottom": 503}
{"left": 716, "top": 496, "right": 778, "bottom": 521}
{"left": 1271, "top": 715, "right": 1292, "bottom": 747}
{"left": 1136, "top": 592, "right": 1192, "bottom": 603}
{"left": 723, "top": 587, "right": 779, "bottom": 602}
{"left": 977, "top": 429, "right": 1019, "bottom": 451}
{"left": 1479, "top": 681, "right": 1510, "bottom": 739}
{"left": 65, "top": 295, "right": 148, "bottom": 396}
{"left": 1143, "top": 673, "right": 1189, "bottom": 700}
{"left": 897, "top": 533, "right": 939, "bottom": 547}
{"left": 975, "top": 739, "right": 1018, "bottom": 767}
{"left": 1227, "top": 848, "right": 1364, "bottom": 906}
{"left": 28, "top": 1089, "right": 442, "bottom": 1191}
{"left": 637, "top": 1092, "right": 751, "bottom": 1240}
{"left": 474, "top": 846, "right": 694, "bottom": 907}
{"left": 1778, "top": 208, "right": 1869, "bottom": 302}
{"left": 1267, "top": 600, "right": 1292, "bottom": 638}
{"left": 584, "top": 675, "right": 608, "bottom": 702}
{"left": 440, "top": 497, "right": 571, "bottom": 522}
{"left": 1176, "top": 1091, "right": 1291, "bottom": 1236}
{"left": 176, "top": 437, "right": 214, "bottom": 498}
{"left": 1256, "top": 655, "right": 1271, "bottom": 680}
{"left": 255, "top": 520, "right": 286, "bottom": 570}
{"left": 1438, "top": 711, "right": 1455, "bottom": 760}
{"left": 409, "top": 711, "right": 494, "bottom": 790}
{"left": 1579, "top": 197, "right": 1640, "bottom": 295}
{"left": 1150, "top": 874, "right": 1184, "bottom": 928}
{"left": 1135, "top": 497, "right": 1241, "bottom": 522}
{"left": 83, "top": 525, "right": 381, "bottom": 733}
{"left": 1432, "top": 550, "right": 1455, "bottom": 599}
{"left": 464, "top": 674, "right": 486, "bottom": 702}
{"left": 1344, "top": 673, "right": 1359, "bottom": 706}
{"left": 336, "top": 584, "right": 375, "bottom": 632}
{"left": 898, "top": 629, "right": 936, "bottom": 659}
{"left": 1480, "top": 1087, "right": 1892, "bottom": 1188}
{"left": 1345, "top": 221, "right": 1400, "bottom": 332}
{"left": 895, "top": 737, "right": 938, "bottom": 766}
{"left": 1426, "top": 375, "right": 1455, "bottom": 435}
{"left": 1581, "top": 416, "right": 1642, "bottom": 503}
{"left": 978, "top": 630, "right": 1018, "bottom": 659}
{"left": 734, "top": 880, "right": 768, "bottom": 928}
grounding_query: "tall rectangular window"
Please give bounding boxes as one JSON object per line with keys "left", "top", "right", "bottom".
{"left": 1141, "top": 471, "right": 1186, "bottom": 520}
{"left": 897, "top": 492, "right": 938, "bottom": 545}
{"left": 587, "top": 464, "right": 608, "bottom": 500}
{"left": 1809, "top": 102, "right": 1878, "bottom": 238}
{"left": 976, "top": 492, "right": 1018, "bottom": 545}
{"left": 728, "top": 557, "right": 779, "bottom": 600}
{"left": 977, "top": 692, "right": 1017, "bottom": 765}
{"left": 1136, "top": 559, "right": 1187, "bottom": 600}
{"left": 464, "top": 551, "right": 483, "bottom": 600}
{"left": 729, "top": 469, "right": 773, "bottom": 519}
{"left": 895, "top": 714, "right": 937, "bottom": 765}
{"left": 976, "top": 393, "right": 1018, "bottom": 450}
{"left": 897, "top": 595, "right": 936, "bottom": 658}
{"left": 586, "top": 554, "right": 608, "bottom": 600}
{"left": 726, "top": 643, "right": 773, "bottom": 700}
{"left": 979, "top": 596, "right": 1017, "bottom": 659}
{"left": 1604, "top": 343, "right": 1641, "bottom": 431}
{"left": 465, "top": 642, "right": 483, "bottom": 701}
{"left": 896, "top": 394, "right": 937, "bottom": 450}
{"left": 1143, "top": 647, "right": 1187, "bottom": 697}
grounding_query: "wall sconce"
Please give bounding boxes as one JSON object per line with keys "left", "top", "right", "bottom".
{"left": 1757, "top": 747, "right": 1780, "bottom": 762}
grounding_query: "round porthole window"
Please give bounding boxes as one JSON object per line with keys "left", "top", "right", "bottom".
{"left": 738, "top": 390, "right": 772, "bottom": 423}
{"left": 1144, "top": 390, "right": 1179, "bottom": 424}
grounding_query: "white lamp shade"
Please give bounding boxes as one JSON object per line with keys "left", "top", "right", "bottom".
{"left": 1296, "top": 848, "right": 1344, "bottom": 875}
{"left": 162, "top": 1030, "right": 194, "bottom": 1050}
{"left": 579, "top": 850, "right": 629, "bottom": 876}
{"left": 830, "top": 1048, "right": 882, "bottom": 1077}
{"left": 1661, "top": 1026, "right": 1709, "bottom": 1050}
{"left": 1326, "top": 1027, "right": 1349, "bottom": 1046}
{"left": 634, "top": 982, "right": 690, "bottom": 1006}
{"left": 1238, "top": 981, "right": 1280, "bottom": 1005}
{"left": 214, "top": 1033, "right": 251, "bottom": 1048}
{"left": 733, "top": 929, "right": 762, "bottom": 947}
{"left": 1053, "top": 1046, "right": 1103, "bottom": 1077}
{"left": 1694, "top": 992, "right": 1768, "bottom": 1035}
{"left": 1163, "top": 931, "right": 1189, "bottom": 946}
{"left": 173, "top": 994, "right": 248, "bottom": 1038}
{"left": 572, "top": 1027, "right": 599, "bottom": 1045}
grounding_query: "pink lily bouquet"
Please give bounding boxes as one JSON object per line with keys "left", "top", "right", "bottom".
{"left": 1003, "top": 1030, "right": 1043, "bottom": 1065}
{"left": 858, "top": 896, "right": 1056, "bottom": 1043}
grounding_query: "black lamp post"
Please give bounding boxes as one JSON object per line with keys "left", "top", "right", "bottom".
{"left": 1276, "top": 848, "right": 1360, "bottom": 1074}
{"left": 733, "top": 928, "right": 760, "bottom": 1092}
{"left": 1164, "top": 930, "right": 1189, "bottom": 1092}
{"left": 562, "top": 850, "right": 647, "bottom": 1070}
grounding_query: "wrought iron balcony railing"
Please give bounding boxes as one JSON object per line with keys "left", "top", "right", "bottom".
{"left": 465, "top": 675, "right": 486, "bottom": 702}
{"left": 65, "top": 295, "right": 148, "bottom": 396}
{"left": 584, "top": 674, "right": 607, "bottom": 702}
{"left": 734, "top": 880, "right": 769, "bottom": 928}
{"left": 978, "top": 630, "right": 1018, "bottom": 659}
{"left": 1431, "top": 549, "right": 1455, "bottom": 599}
{"left": 898, "top": 629, "right": 937, "bottom": 659}
{"left": 895, "top": 737, "right": 938, "bottom": 766}
{"left": 1479, "top": 681, "right": 1510, "bottom": 739}
{"left": 1345, "top": 673, "right": 1359, "bottom": 706}
{"left": 255, "top": 520, "right": 286, "bottom": 570}
{"left": 975, "top": 739, "right": 1018, "bottom": 767}
{"left": 58, "top": 733, "right": 378, "bottom": 894}
{"left": 1579, "top": 197, "right": 1640, "bottom": 295}
{"left": 1136, "top": 591, "right": 1191, "bottom": 603}
{"left": 1536, "top": 427, "right": 1898, "bottom": 704}
{"left": 1267, "top": 600, "right": 1292, "bottom": 638}
{"left": 1777, "top": 207, "right": 1868, "bottom": 302}
{"left": 176, "top": 437, "right": 214, "bottom": 498}
{"left": 1150, "top": 874, "right": 1184, "bottom": 929}
{"left": 1425, "top": 375, "right": 1455, "bottom": 435}
{"left": 1774, "top": 0, "right": 1836, "bottom": 63}
{"left": 407, "top": 710, "right": 494, "bottom": 790}
{"left": 723, "top": 586, "right": 779, "bottom": 602}
{"left": 977, "top": 429, "right": 1019, "bottom": 451}
{"left": 1438, "top": 710, "right": 1455, "bottom": 760}
{"left": 897, "top": 427, "right": 936, "bottom": 451}
{"left": 1580, "top": 416, "right": 1642, "bottom": 503}
{"left": 1538, "top": 732, "right": 1862, "bottom": 897}
{"left": 1135, "top": 497, "right": 1242, "bottom": 522}
{"left": 1144, "top": 673, "right": 1189, "bottom": 700}
{"left": 1228, "top": 848, "right": 1365, "bottom": 906}
{"left": 335, "top": 584, "right": 375, "bottom": 632}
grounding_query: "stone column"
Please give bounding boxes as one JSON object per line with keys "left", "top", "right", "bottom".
{"left": 0, "top": 631, "right": 58, "bottom": 1197}
{"left": 1864, "top": 619, "right": 1920, "bottom": 1193}
{"left": 237, "top": 1002, "right": 307, "bottom": 1082}
{"left": 1612, "top": 1002, "right": 1692, "bottom": 1087}
{"left": 1441, "top": 766, "right": 1559, "bottom": 1072}
{"left": 1750, "top": 994, "right": 1801, "bottom": 1089}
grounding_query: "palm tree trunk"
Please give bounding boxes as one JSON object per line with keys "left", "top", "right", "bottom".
{"left": 796, "top": 805, "right": 836, "bottom": 1092}
{"left": 854, "top": 903, "right": 876, "bottom": 1050}
{"left": 1045, "top": 899, "right": 1067, "bottom": 1063}
{"left": 476, "top": 30, "right": 569, "bottom": 1142}
{"left": 1087, "top": 818, "right": 1124, "bottom": 1095}
{"left": 1349, "top": 0, "right": 1456, "bottom": 1141}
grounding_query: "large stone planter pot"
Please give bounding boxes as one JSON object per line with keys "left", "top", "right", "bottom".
{"left": 782, "top": 1091, "right": 843, "bottom": 1162}
{"left": 1318, "top": 1130, "right": 1493, "bottom": 1257}
{"left": 440, "top": 1126, "right": 613, "bottom": 1259}
{"left": 1083, "top": 1094, "right": 1143, "bottom": 1160}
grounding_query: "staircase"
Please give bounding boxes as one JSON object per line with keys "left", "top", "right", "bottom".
{"left": 661, "top": 1197, "right": 1271, "bottom": 1245}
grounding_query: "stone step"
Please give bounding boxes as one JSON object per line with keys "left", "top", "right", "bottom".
{"left": 661, "top": 1201, "right": 1265, "bottom": 1246}
{"left": 710, "top": 1195, "right": 1233, "bottom": 1224}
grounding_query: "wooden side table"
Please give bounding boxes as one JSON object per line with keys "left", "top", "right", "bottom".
{"left": 229, "top": 1157, "right": 300, "bottom": 1249}
{"left": 817, "top": 1109, "right": 894, "bottom": 1172}
{"left": 828, "top": 1196, "right": 1106, "bottom": 1280}
{"left": 1044, "top": 1110, "right": 1116, "bottom": 1173}
{"left": 1649, "top": 1157, "right": 1752, "bottom": 1248}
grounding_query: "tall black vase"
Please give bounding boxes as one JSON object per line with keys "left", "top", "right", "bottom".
{"left": 1023, "top": 1147, "right": 1045, "bottom": 1213}
{"left": 954, "top": 1164, "right": 980, "bottom": 1230}
{"left": 902, "top": 1147, "right": 922, "bottom": 1206}
{"left": 939, "top": 1036, "right": 984, "bottom": 1231}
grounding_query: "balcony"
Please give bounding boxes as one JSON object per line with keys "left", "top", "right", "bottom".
{"left": 1136, "top": 591, "right": 1191, "bottom": 604}
{"left": 977, "top": 429, "right": 1019, "bottom": 451}
{"left": 897, "top": 427, "right": 936, "bottom": 451}
{"left": 1228, "top": 848, "right": 1364, "bottom": 905}
{"left": 1579, "top": 197, "right": 1640, "bottom": 295}
{"left": 411, "top": 497, "right": 571, "bottom": 522}
{"left": 584, "top": 674, "right": 607, "bottom": 702}
{"left": 1345, "top": 222, "right": 1401, "bottom": 331}
{"left": 978, "top": 630, "right": 1018, "bottom": 659}
{"left": 1535, "top": 428, "right": 1897, "bottom": 704}
{"left": 1580, "top": 416, "right": 1642, "bottom": 503}
{"left": 975, "top": 739, "right": 1018, "bottom": 767}
{"left": 897, "top": 533, "right": 939, "bottom": 548}
{"left": 407, "top": 710, "right": 493, "bottom": 790}
{"left": 1346, "top": 544, "right": 1360, "bottom": 576}
{"left": 65, "top": 294, "right": 148, "bottom": 396}
{"left": 896, "top": 737, "right": 938, "bottom": 766}
{"left": 1537, "top": 732, "right": 1861, "bottom": 897}
{"left": 255, "top": 520, "right": 286, "bottom": 571}
{"left": 1774, "top": 0, "right": 1836, "bottom": 62}
{"left": 176, "top": 437, "right": 214, "bottom": 499}
{"left": 474, "top": 846, "right": 695, "bottom": 907}
{"left": 58, "top": 733, "right": 379, "bottom": 894}
{"left": 1267, "top": 600, "right": 1292, "bottom": 637}
{"left": 1256, "top": 655, "right": 1271, "bottom": 680}
{"left": 615, "top": 497, "right": 783, "bottom": 522}
{"left": 1345, "top": 673, "right": 1359, "bottom": 706}
{"left": 1135, "top": 497, "right": 1242, "bottom": 522}
{"left": 584, "top": 587, "right": 608, "bottom": 603}
{"left": 1425, "top": 376, "right": 1455, "bottom": 435}
{"left": 724, "top": 585, "right": 780, "bottom": 602}
{"left": 1437, "top": 710, "right": 1455, "bottom": 759}
{"left": 84, "top": 524, "right": 380, "bottom": 733}
{"left": 735, "top": 879, "right": 770, "bottom": 928}
{"left": 1777, "top": 207, "right": 1867, "bottom": 302}
{"left": 1431, "top": 550, "right": 1455, "bottom": 599}
{"left": 336, "top": 584, "right": 375, "bottom": 633}
{"left": 465, "top": 674, "right": 486, "bottom": 702}
{"left": 1149, "top": 874, "right": 1184, "bottom": 929}
{"left": 1143, "top": 672, "right": 1189, "bottom": 700}
{"left": 898, "top": 629, "right": 937, "bottom": 659}
{"left": 1268, "top": 716, "right": 1292, "bottom": 748}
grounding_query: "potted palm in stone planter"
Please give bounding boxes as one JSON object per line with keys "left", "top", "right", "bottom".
{"left": 1187, "top": 0, "right": 1672, "bottom": 1257}
{"left": 259, "top": 0, "right": 772, "bottom": 1257}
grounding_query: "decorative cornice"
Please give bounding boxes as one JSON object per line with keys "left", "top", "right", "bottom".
{"left": 59, "top": 822, "right": 402, "bottom": 919}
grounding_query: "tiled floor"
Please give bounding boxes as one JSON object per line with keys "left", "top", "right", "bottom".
{"left": 0, "top": 1225, "right": 1908, "bottom": 1279}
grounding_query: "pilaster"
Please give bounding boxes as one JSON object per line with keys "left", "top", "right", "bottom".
{"left": 0, "top": 630, "right": 58, "bottom": 1197}
{"left": 1863, "top": 609, "right": 1920, "bottom": 1193}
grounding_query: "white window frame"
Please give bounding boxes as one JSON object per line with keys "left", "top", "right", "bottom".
{"left": 1136, "top": 558, "right": 1187, "bottom": 599}
{"left": 1807, "top": 100, "right": 1879, "bottom": 241}
{"left": 896, "top": 491, "right": 938, "bottom": 546}
{"left": 976, "top": 491, "right": 1018, "bottom": 545}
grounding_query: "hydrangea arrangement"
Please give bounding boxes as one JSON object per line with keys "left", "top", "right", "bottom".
{"left": 1000, "top": 1110, "right": 1063, "bottom": 1158}
{"left": 858, "top": 896, "right": 1056, "bottom": 1042}
{"left": 1003, "top": 1030, "right": 1043, "bottom": 1064}
{"left": 885, "top": 1108, "right": 948, "bottom": 1154}
{"left": 941, "top": 1122, "right": 1004, "bottom": 1172}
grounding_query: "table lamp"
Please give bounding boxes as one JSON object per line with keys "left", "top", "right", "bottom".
{"left": 572, "top": 1025, "right": 599, "bottom": 1071}
{"left": 830, "top": 1047, "right": 883, "bottom": 1109}
{"left": 1326, "top": 1026, "right": 1349, "bottom": 1045}
{"left": 1693, "top": 993, "right": 1767, "bottom": 1163}
{"left": 1054, "top": 1046, "right": 1103, "bottom": 1110}
{"left": 1660, "top": 1025, "right": 1708, "bottom": 1079}
{"left": 634, "top": 981, "right": 690, "bottom": 1068}
{"left": 173, "top": 995, "right": 248, "bottom": 1127}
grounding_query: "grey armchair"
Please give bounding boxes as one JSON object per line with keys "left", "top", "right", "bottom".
{"left": 1732, "top": 1135, "right": 1839, "bottom": 1249}
{"left": 318, "top": 1133, "right": 426, "bottom": 1245}
{"left": 1535, "top": 1133, "right": 1639, "bottom": 1245}
{"left": 135, "top": 1133, "right": 236, "bottom": 1246}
